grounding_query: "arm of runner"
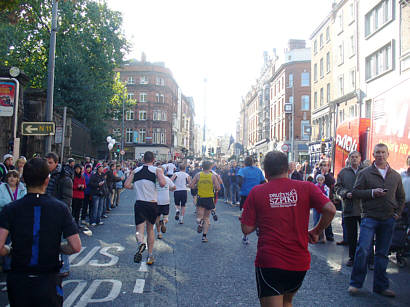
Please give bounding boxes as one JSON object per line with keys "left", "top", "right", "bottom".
{"left": 190, "top": 173, "right": 200, "bottom": 189}
{"left": 156, "top": 167, "right": 167, "bottom": 187}
{"left": 186, "top": 175, "right": 192, "bottom": 186}
{"left": 0, "top": 228, "right": 10, "bottom": 256}
{"left": 61, "top": 234, "right": 82, "bottom": 254}
{"left": 212, "top": 174, "right": 221, "bottom": 191}
{"left": 124, "top": 171, "right": 135, "bottom": 189}
{"left": 170, "top": 173, "right": 177, "bottom": 181}
{"left": 308, "top": 202, "right": 336, "bottom": 244}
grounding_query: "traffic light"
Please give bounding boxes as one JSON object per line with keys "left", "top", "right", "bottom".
{"left": 116, "top": 144, "right": 120, "bottom": 153}
{"left": 211, "top": 147, "right": 214, "bottom": 155}
{"left": 208, "top": 147, "right": 211, "bottom": 155}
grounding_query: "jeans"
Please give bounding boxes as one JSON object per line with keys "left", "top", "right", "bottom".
{"left": 105, "top": 194, "right": 112, "bottom": 212}
{"left": 342, "top": 213, "right": 348, "bottom": 242}
{"left": 230, "top": 183, "right": 239, "bottom": 204}
{"left": 350, "top": 217, "right": 395, "bottom": 291}
{"left": 344, "top": 216, "right": 361, "bottom": 259}
{"left": 312, "top": 208, "right": 334, "bottom": 239}
{"left": 81, "top": 194, "right": 91, "bottom": 221}
{"left": 91, "top": 195, "right": 105, "bottom": 224}
{"left": 223, "top": 183, "right": 230, "bottom": 201}
{"left": 113, "top": 187, "right": 122, "bottom": 206}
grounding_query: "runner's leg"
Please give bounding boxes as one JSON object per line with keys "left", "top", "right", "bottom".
{"left": 283, "top": 291, "right": 297, "bottom": 307}
{"left": 260, "top": 295, "right": 284, "bottom": 307}
{"left": 202, "top": 209, "right": 211, "bottom": 235}
{"left": 146, "top": 222, "right": 155, "bottom": 255}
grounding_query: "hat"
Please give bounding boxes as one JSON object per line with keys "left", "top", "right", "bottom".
{"left": 95, "top": 163, "right": 103, "bottom": 169}
{"left": 67, "top": 158, "right": 75, "bottom": 164}
{"left": 74, "top": 164, "right": 82, "bottom": 169}
{"left": 85, "top": 164, "right": 92, "bottom": 169}
{"left": 3, "top": 154, "right": 13, "bottom": 162}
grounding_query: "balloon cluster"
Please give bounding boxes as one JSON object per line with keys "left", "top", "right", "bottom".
{"left": 106, "top": 136, "right": 116, "bottom": 150}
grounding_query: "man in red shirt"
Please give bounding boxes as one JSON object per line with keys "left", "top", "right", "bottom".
{"left": 241, "top": 151, "right": 336, "bottom": 307}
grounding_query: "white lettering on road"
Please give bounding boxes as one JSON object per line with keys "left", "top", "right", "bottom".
{"left": 133, "top": 279, "right": 145, "bottom": 294}
{"left": 70, "top": 246, "right": 100, "bottom": 267}
{"left": 62, "top": 280, "right": 87, "bottom": 307}
{"left": 75, "top": 279, "right": 122, "bottom": 307}
{"left": 68, "top": 247, "right": 86, "bottom": 263}
{"left": 89, "top": 246, "right": 125, "bottom": 267}
{"left": 138, "top": 261, "right": 148, "bottom": 272}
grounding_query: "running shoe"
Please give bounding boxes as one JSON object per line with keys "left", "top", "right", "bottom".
{"left": 211, "top": 211, "right": 218, "bottom": 221}
{"left": 134, "top": 243, "right": 146, "bottom": 263}
{"left": 146, "top": 255, "right": 155, "bottom": 265}
{"left": 91, "top": 223, "right": 97, "bottom": 226}
{"left": 197, "top": 219, "right": 204, "bottom": 233}
{"left": 98, "top": 221, "right": 104, "bottom": 225}
{"left": 102, "top": 214, "right": 108, "bottom": 219}
{"left": 175, "top": 211, "right": 180, "bottom": 221}
{"left": 157, "top": 233, "right": 163, "bottom": 239}
{"left": 160, "top": 221, "right": 167, "bottom": 233}
{"left": 202, "top": 235, "right": 208, "bottom": 243}
{"left": 242, "top": 235, "right": 249, "bottom": 245}
{"left": 179, "top": 219, "right": 184, "bottom": 224}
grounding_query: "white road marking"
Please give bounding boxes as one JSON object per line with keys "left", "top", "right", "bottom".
{"left": 70, "top": 246, "right": 100, "bottom": 267}
{"left": 62, "top": 280, "right": 87, "bottom": 307}
{"left": 138, "top": 261, "right": 148, "bottom": 272}
{"left": 133, "top": 279, "right": 145, "bottom": 294}
{"left": 89, "top": 246, "right": 125, "bottom": 267}
{"left": 75, "top": 279, "right": 122, "bottom": 307}
{"left": 68, "top": 247, "right": 86, "bottom": 263}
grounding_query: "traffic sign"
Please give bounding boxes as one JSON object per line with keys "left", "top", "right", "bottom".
{"left": 120, "top": 150, "right": 125, "bottom": 156}
{"left": 281, "top": 144, "right": 290, "bottom": 152}
{"left": 22, "top": 122, "right": 55, "bottom": 136}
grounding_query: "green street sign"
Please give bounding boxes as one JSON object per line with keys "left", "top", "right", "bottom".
{"left": 21, "top": 122, "right": 55, "bottom": 136}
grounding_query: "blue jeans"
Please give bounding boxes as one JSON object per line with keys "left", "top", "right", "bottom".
{"left": 230, "top": 183, "right": 239, "bottom": 204}
{"left": 91, "top": 195, "right": 104, "bottom": 224}
{"left": 223, "top": 183, "right": 230, "bottom": 201}
{"left": 350, "top": 217, "right": 395, "bottom": 291}
{"left": 342, "top": 213, "right": 348, "bottom": 242}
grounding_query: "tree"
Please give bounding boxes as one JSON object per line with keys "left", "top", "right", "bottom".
{"left": 0, "top": 0, "right": 130, "bottom": 143}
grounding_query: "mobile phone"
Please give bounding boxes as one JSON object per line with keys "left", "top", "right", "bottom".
{"left": 383, "top": 189, "right": 388, "bottom": 192}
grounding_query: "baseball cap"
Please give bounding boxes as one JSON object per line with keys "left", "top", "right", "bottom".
{"left": 3, "top": 154, "right": 13, "bottom": 162}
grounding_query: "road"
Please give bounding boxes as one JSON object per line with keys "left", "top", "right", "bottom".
{"left": 0, "top": 190, "right": 409, "bottom": 307}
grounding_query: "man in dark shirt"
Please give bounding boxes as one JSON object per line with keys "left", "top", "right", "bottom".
{"left": 0, "top": 157, "right": 81, "bottom": 307}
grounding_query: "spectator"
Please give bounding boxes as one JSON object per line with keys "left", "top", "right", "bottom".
{"left": 240, "top": 151, "right": 335, "bottom": 306}
{"left": 81, "top": 164, "right": 93, "bottom": 225}
{"left": 349, "top": 144, "right": 405, "bottom": 297}
{"left": 0, "top": 170, "right": 26, "bottom": 210}
{"left": 14, "top": 156, "right": 26, "bottom": 180}
{"left": 229, "top": 161, "right": 240, "bottom": 206}
{"left": 113, "top": 164, "right": 125, "bottom": 207}
{"left": 0, "top": 154, "right": 15, "bottom": 182}
{"left": 72, "top": 164, "right": 86, "bottom": 229}
{"left": 289, "top": 162, "right": 303, "bottom": 181}
{"left": 88, "top": 164, "right": 106, "bottom": 226}
{"left": 301, "top": 160, "right": 312, "bottom": 180}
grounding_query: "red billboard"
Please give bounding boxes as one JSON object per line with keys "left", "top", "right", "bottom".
{"left": 0, "top": 80, "right": 16, "bottom": 117}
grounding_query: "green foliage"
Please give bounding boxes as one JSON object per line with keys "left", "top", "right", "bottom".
{"left": 0, "top": 0, "right": 130, "bottom": 144}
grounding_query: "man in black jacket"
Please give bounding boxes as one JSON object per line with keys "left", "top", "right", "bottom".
{"left": 335, "top": 151, "right": 363, "bottom": 266}
{"left": 349, "top": 144, "right": 405, "bottom": 297}
{"left": 88, "top": 164, "right": 106, "bottom": 226}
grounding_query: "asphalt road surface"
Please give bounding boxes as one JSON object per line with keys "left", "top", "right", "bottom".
{"left": 0, "top": 190, "right": 409, "bottom": 307}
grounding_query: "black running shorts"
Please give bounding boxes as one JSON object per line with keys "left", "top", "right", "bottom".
{"left": 190, "top": 188, "right": 198, "bottom": 196}
{"left": 157, "top": 205, "right": 170, "bottom": 217}
{"left": 197, "top": 197, "right": 215, "bottom": 210}
{"left": 174, "top": 190, "right": 188, "bottom": 207}
{"left": 134, "top": 200, "right": 158, "bottom": 225}
{"left": 255, "top": 267, "right": 306, "bottom": 298}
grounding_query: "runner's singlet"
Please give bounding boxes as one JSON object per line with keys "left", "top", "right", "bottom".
{"left": 197, "top": 172, "right": 214, "bottom": 198}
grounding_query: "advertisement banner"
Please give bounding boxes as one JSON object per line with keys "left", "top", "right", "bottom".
{"left": 0, "top": 80, "right": 16, "bottom": 117}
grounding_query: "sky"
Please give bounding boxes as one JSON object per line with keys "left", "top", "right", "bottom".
{"left": 106, "top": 0, "right": 333, "bottom": 138}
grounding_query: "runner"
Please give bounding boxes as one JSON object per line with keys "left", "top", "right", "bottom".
{"left": 211, "top": 164, "right": 223, "bottom": 222}
{"left": 155, "top": 164, "right": 176, "bottom": 239}
{"left": 124, "top": 151, "right": 166, "bottom": 265}
{"left": 165, "top": 160, "right": 176, "bottom": 178}
{"left": 238, "top": 156, "right": 266, "bottom": 244}
{"left": 171, "top": 164, "right": 191, "bottom": 224}
{"left": 189, "top": 163, "right": 201, "bottom": 212}
{"left": 190, "top": 160, "right": 220, "bottom": 243}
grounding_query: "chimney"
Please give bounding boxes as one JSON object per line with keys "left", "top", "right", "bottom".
{"left": 141, "top": 52, "right": 146, "bottom": 63}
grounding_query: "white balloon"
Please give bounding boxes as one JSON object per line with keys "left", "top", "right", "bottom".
{"left": 110, "top": 139, "right": 116, "bottom": 145}
{"left": 106, "top": 136, "right": 112, "bottom": 143}
{"left": 108, "top": 143, "right": 114, "bottom": 150}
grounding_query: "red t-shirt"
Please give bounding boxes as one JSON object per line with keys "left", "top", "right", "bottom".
{"left": 241, "top": 178, "right": 330, "bottom": 271}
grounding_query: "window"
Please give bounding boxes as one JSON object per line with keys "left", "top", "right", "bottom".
{"left": 139, "top": 110, "right": 147, "bottom": 120}
{"left": 112, "top": 128, "right": 120, "bottom": 138}
{"left": 127, "top": 93, "right": 135, "bottom": 100}
{"left": 326, "top": 52, "right": 330, "bottom": 73}
{"left": 337, "top": 11, "right": 343, "bottom": 34}
{"left": 160, "top": 129, "right": 166, "bottom": 144}
{"left": 365, "top": 0, "right": 392, "bottom": 37}
{"left": 314, "top": 91, "right": 318, "bottom": 109}
{"left": 326, "top": 26, "right": 330, "bottom": 42}
{"left": 301, "top": 95, "right": 310, "bottom": 111}
{"left": 126, "top": 128, "right": 133, "bottom": 143}
{"left": 127, "top": 76, "right": 135, "bottom": 84}
{"left": 338, "top": 43, "right": 344, "bottom": 65}
{"left": 326, "top": 83, "right": 331, "bottom": 103}
{"left": 139, "top": 92, "right": 147, "bottom": 102}
{"left": 160, "top": 94, "right": 165, "bottom": 103}
{"left": 338, "top": 75, "right": 344, "bottom": 96}
{"left": 314, "top": 63, "right": 318, "bottom": 82}
{"left": 320, "top": 87, "right": 324, "bottom": 106}
{"left": 289, "top": 96, "right": 293, "bottom": 104}
{"left": 365, "top": 100, "right": 372, "bottom": 118}
{"left": 301, "top": 72, "right": 310, "bottom": 86}
{"left": 349, "top": 2, "right": 355, "bottom": 23}
{"left": 350, "top": 69, "right": 356, "bottom": 89}
{"left": 138, "top": 128, "right": 146, "bottom": 143}
{"left": 156, "top": 77, "right": 165, "bottom": 86}
{"left": 320, "top": 34, "right": 324, "bottom": 48}
{"left": 314, "top": 40, "right": 318, "bottom": 54}
{"left": 301, "top": 120, "right": 310, "bottom": 140}
{"left": 320, "top": 58, "right": 324, "bottom": 78}
{"left": 288, "top": 73, "right": 293, "bottom": 87}
{"left": 365, "top": 42, "right": 392, "bottom": 81}
{"left": 139, "top": 76, "right": 149, "bottom": 84}
{"left": 112, "top": 110, "right": 119, "bottom": 120}
{"left": 153, "top": 128, "right": 161, "bottom": 144}
{"left": 162, "top": 111, "right": 167, "bottom": 121}
{"left": 349, "top": 105, "right": 355, "bottom": 119}
{"left": 349, "top": 35, "right": 355, "bottom": 56}
{"left": 125, "top": 110, "right": 134, "bottom": 120}
{"left": 339, "top": 109, "right": 345, "bottom": 123}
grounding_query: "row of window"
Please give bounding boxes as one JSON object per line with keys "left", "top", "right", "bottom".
{"left": 313, "top": 26, "right": 330, "bottom": 54}
{"left": 269, "top": 120, "right": 310, "bottom": 142}
{"left": 127, "top": 76, "right": 165, "bottom": 86}
{"left": 271, "top": 72, "right": 310, "bottom": 99}
{"left": 119, "top": 110, "right": 168, "bottom": 121}
{"left": 127, "top": 92, "right": 166, "bottom": 104}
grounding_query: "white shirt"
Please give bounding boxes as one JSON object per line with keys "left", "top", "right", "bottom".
{"left": 156, "top": 176, "right": 175, "bottom": 206}
{"left": 376, "top": 166, "right": 388, "bottom": 179}
{"left": 166, "top": 163, "right": 176, "bottom": 175}
{"left": 132, "top": 165, "right": 158, "bottom": 202}
{"left": 173, "top": 171, "right": 190, "bottom": 191}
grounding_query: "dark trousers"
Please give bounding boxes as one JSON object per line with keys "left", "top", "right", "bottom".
{"left": 345, "top": 216, "right": 361, "bottom": 259}
{"left": 72, "top": 198, "right": 83, "bottom": 224}
{"left": 81, "top": 194, "right": 91, "bottom": 221}
{"left": 7, "top": 272, "right": 63, "bottom": 307}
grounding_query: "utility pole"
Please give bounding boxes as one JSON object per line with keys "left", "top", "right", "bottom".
{"left": 121, "top": 96, "right": 125, "bottom": 162}
{"left": 60, "top": 106, "right": 67, "bottom": 163}
{"left": 291, "top": 81, "right": 295, "bottom": 161}
{"left": 202, "top": 78, "right": 207, "bottom": 157}
{"left": 44, "top": 0, "right": 59, "bottom": 154}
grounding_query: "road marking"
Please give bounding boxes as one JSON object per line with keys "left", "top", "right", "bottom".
{"left": 70, "top": 246, "right": 100, "bottom": 267}
{"left": 62, "top": 280, "right": 87, "bottom": 307}
{"left": 138, "top": 261, "right": 148, "bottom": 272}
{"left": 133, "top": 279, "right": 145, "bottom": 294}
{"left": 75, "top": 279, "right": 122, "bottom": 307}
{"left": 68, "top": 247, "right": 86, "bottom": 263}
{"left": 89, "top": 246, "right": 125, "bottom": 267}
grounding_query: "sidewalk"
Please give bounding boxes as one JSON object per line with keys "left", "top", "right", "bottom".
{"left": 309, "top": 211, "right": 410, "bottom": 306}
